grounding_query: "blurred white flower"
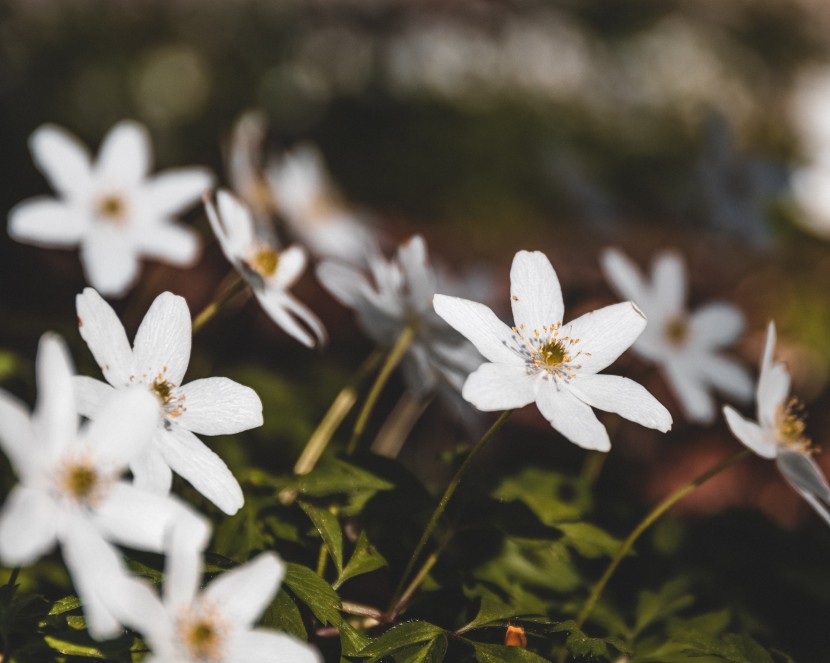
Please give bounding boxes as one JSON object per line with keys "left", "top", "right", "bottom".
{"left": 113, "top": 550, "right": 321, "bottom": 663}
{"left": 434, "top": 250, "right": 672, "bottom": 451}
{"left": 266, "top": 143, "right": 377, "bottom": 265}
{"left": 317, "top": 235, "right": 482, "bottom": 397}
{"left": 8, "top": 121, "right": 212, "bottom": 297}
{"left": 601, "top": 248, "right": 752, "bottom": 424}
{"left": 724, "top": 322, "right": 830, "bottom": 526}
{"left": 0, "top": 334, "right": 210, "bottom": 639}
{"left": 205, "top": 190, "right": 326, "bottom": 348}
{"left": 226, "top": 111, "right": 276, "bottom": 228}
{"left": 75, "top": 288, "right": 263, "bottom": 515}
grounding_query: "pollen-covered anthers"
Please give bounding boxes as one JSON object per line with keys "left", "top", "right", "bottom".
{"left": 150, "top": 373, "right": 186, "bottom": 418}
{"left": 245, "top": 243, "right": 280, "bottom": 279}
{"left": 55, "top": 453, "right": 111, "bottom": 508}
{"left": 511, "top": 322, "right": 590, "bottom": 381}
{"left": 775, "top": 398, "right": 814, "bottom": 455}
{"left": 176, "top": 601, "right": 230, "bottom": 662}
{"left": 664, "top": 315, "right": 690, "bottom": 346}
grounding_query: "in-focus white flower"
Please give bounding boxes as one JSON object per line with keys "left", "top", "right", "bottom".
{"left": 0, "top": 334, "right": 210, "bottom": 639}
{"left": 75, "top": 288, "right": 263, "bottom": 515}
{"left": 8, "top": 121, "right": 213, "bottom": 297}
{"left": 205, "top": 190, "right": 327, "bottom": 348}
{"left": 723, "top": 322, "right": 830, "bottom": 526}
{"left": 266, "top": 143, "right": 377, "bottom": 265}
{"left": 113, "top": 549, "right": 321, "bottom": 663}
{"left": 600, "top": 248, "right": 752, "bottom": 424}
{"left": 434, "top": 250, "right": 672, "bottom": 451}
{"left": 318, "top": 235, "right": 483, "bottom": 397}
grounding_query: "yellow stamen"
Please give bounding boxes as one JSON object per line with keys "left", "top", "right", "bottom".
{"left": 248, "top": 248, "right": 279, "bottom": 279}
{"left": 178, "top": 604, "right": 228, "bottom": 661}
{"left": 96, "top": 195, "right": 127, "bottom": 223}
{"left": 664, "top": 315, "right": 689, "bottom": 346}
{"left": 775, "top": 398, "right": 814, "bottom": 455}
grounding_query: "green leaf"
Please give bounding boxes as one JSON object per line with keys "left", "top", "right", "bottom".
{"left": 457, "top": 596, "right": 524, "bottom": 634}
{"left": 493, "top": 467, "right": 590, "bottom": 524}
{"left": 283, "top": 563, "right": 342, "bottom": 626}
{"left": 334, "top": 530, "right": 388, "bottom": 589}
{"left": 552, "top": 620, "right": 630, "bottom": 659}
{"left": 299, "top": 500, "right": 344, "bottom": 574}
{"left": 340, "top": 620, "right": 373, "bottom": 657}
{"left": 47, "top": 596, "right": 81, "bottom": 616}
{"left": 357, "top": 621, "right": 446, "bottom": 659}
{"left": 554, "top": 522, "right": 621, "bottom": 559}
{"left": 469, "top": 642, "right": 551, "bottom": 662}
{"left": 634, "top": 579, "right": 695, "bottom": 636}
{"left": 473, "top": 537, "right": 581, "bottom": 595}
{"left": 393, "top": 634, "right": 448, "bottom": 662}
{"left": 270, "top": 458, "right": 395, "bottom": 497}
{"left": 43, "top": 636, "right": 106, "bottom": 658}
{"left": 213, "top": 497, "right": 273, "bottom": 561}
{"left": 679, "top": 632, "right": 775, "bottom": 663}
{"left": 261, "top": 590, "right": 307, "bottom": 640}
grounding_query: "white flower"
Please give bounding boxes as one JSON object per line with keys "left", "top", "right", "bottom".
{"left": 0, "top": 334, "right": 210, "bottom": 639}
{"left": 723, "top": 322, "right": 830, "bottom": 526}
{"left": 112, "top": 550, "right": 321, "bottom": 663}
{"left": 600, "top": 248, "right": 753, "bottom": 424}
{"left": 226, "top": 111, "right": 277, "bottom": 228}
{"left": 317, "top": 235, "right": 483, "bottom": 397}
{"left": 75, "top": 288, "right": 264, "bottom": 515}
{"left": 433, "top": 250, "right": 672, "bottom": 451}
{"left": 8, "top": 121, "right": 213, "bottom": 297}
{"left": 205, "top": 190, "right": 327, "bottom": 348}
{"left": 266, "top": 143, "right": 377, "bottom": 265}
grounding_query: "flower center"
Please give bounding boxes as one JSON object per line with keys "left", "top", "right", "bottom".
{"left": 775, "top": 398, "right": 814, "bottom": 454}
{"left": 539, "top": 340, "right": 567, "bottom": 368}
{"left": 56, "top": 455, "right": 109, "bottom": 507}
{"left": 150, "top": 375, "right": 185, "bottom": 418}
{"left": 96, "top": 194, "right": 128, "bottom": 223}
{"left": 248, "top": 248, "right": 279, "bottom": 279}
{"left": 664, "top": 315, "right": 689, "bottom": 346}
{"left": 512, "top": 322, "right": 589, "bottom": 382}
{"left": 177, "top": 604, "right": 228, "bottom": 662}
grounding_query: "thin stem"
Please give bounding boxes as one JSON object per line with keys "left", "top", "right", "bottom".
{"left": 387, "top": 548, "right": 441, "bottom": 622}
{"left": 191, "top": 277, "right": 248, "bottom": 334}
{"left": 315, "top": 542, "right": 329, "bottom": 578}
{"left": 390, "top": 409, "right": 514, "bottom": 607}
{"left": 346, "top": 325, "right": 416, "bottom": 455}
{"left": 340, "top": 601, "right": 384, "bottom": 621}
{"left": 6, "top": 566, "right": 20, "bottom": 587}
{"left": 370, "top": 392, "right": 434, "bottom": 458}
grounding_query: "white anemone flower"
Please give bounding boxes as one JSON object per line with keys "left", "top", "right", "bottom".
{"left": 266, "top": 144, "right": 377, "bottom": 265}
{"left": 74, "top": 288, "right": 264, "bottom": 515}
{"left": 600, "top": 248, "right": 753, "bottom": 424}
{"left": 433, "top": 250, "right": 672, "bottom": 451}
{"left": 0, "top": 334, "right": 210, "bottom": 639}
{"left": 8, "top": 121, "right": 213, "bottom": 297}
{"left": 205, "top": 190, "right": 326, "bottom": 348}
{"left": 723, "top": 322, "right": 830, "bottom": 526}
{"left": 112, "top": 550, "right": 321, "bottom": 663}
{"left": 317, "top": 235, "right": 483, "bottom": 398}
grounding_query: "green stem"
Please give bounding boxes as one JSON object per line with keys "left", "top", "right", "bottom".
{"left": 388, "top": 548, "right": 441, "bottom": 622}
{"left": 390, "top": 409, "right": 514, "bottom": 607}
{"left": 6, "top": 566, "right": 19, "bottom": 587}
{"left": 191, "top": 277, "right": 248, "bottom": 334}
{"left": 573, "top": 448, "right": 752, "bottom": 630}
{"left": 581, "top": 451, "right": 607, "bottom": 486}
{"left": 346, "top": 326, "right": 415, "bottom": 455}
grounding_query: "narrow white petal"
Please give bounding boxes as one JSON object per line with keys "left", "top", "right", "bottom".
{"left": 433, "top": 294, "right": 520, "bottom": 365}
{"left": 757, "top": 322, "right": 790, "bottom": 427}
{"left": 73, "top": 376, "right": 115, "bottom": 418}
{"left": 205, "top": 195, "right": 235, "bottom": 265}
{"left": 163, "top": 537, "right": 203, "bottom": 613}
{"left": 697, "top": 354, "right": 754, "bottom": 403}
{"left": 79, "top": 230, "right": 141, "bottom": 298}
{"left": 130, "top": 446, "right": 174, "bottom": 494}
{"left": 688, "top": 303, "right": 744, "bottom": 348}
{"left": 216, "top": 190, "right": 257, "bottom": 255}
{"left": 722, "top": 406, "right": 777, "bottom": 458}
{"left": 133, "top": 223, "right": 201, "bottom": 266}
{"left": 76, "top": 287, "right": 136, "bottom": 386}
{"left": 599, "top": 248, "right": 652, "bottom": 309}
{"left": 510, "top": 250, "right": 564, "bottom": 332}
{"left": 568, "top": 374, "right": 672, "bottom": 432}
{"left": 256, "top": 290, "right": 326, "bottom": 348}
{"left": 176, "top": 377, "right": 263, "bottom": 435}
{"left": 133, "top": 292, "right": 192, "bottom": 385}
{"left": 158, "top": 426, "right": 244, "bottom": 515}
{"left": 143, "top": 168, "right": 214, "bottom": 217}
{"left": 663, "top": 359, "right": 716, "bottom": 424}
{"left": 776, "top": 450, "right": 830, "bottom": 527}
{"left": 228, "top": 630, "right": 321, "bottom": 663}
{"left": 29, "top": 124, "right": 92, "bottom": 197}
{"left": 8, "top": 198, "right": 87, "bottom": 247}
{"left": 316, "top": 260, "right": 371, "bottom": 309}
{"left": 564, "top": 302, "right": 646, "bottom": 374}
{"left": 82, "top": 387, "right": 158, "bottom": 468}
{"left": 104, "top": 576, "right": 172, "bottom": 650}
{"left": 204, "top": 552, "right": 284, "bottom": 629}
{"left": 0, "top": 390, "right": 34, "bottom": 477}
{"left": 651, "top": 250, "right": 686, "bottom": 315}
{"left": 398, "top": 235, "right": 436, "bottom": 312}
{"left": 33, "top": 334, "right": 78, "bottom": 457}
{"left": 96, "top": 121, "right": 151, "bottom": 184}
{"left": 272, "top": 245, "right": 307, "bottom": 290}
{"left": 461, "top": 363, "right": 538, "bottom": 411}
{"left": 536, "top": 385, "right": 611, "bottom": 451}
{"left": 0, "top": 486, "right": 58, "bottom": 565}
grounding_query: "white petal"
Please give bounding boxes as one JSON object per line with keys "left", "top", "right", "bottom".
{"left": 133, "top": 223, "right": 201, "bottom": 266}
{"left": 697, "top": 354, "right": 753, "bottom": 403}
{"left": 96, "top": 121, "right": 151, "bottom": 185}
{"left": 723, "top": 406, "right": 776, "bottom": 458}
{"left": 163, "top": 538, "right": 203, "bottom": 613}
{"left": 8, "top": 198, "right": 87, "bottom": 247}
{"left": 568, "top": 374, "right": 672, "bottom": 432}
{"left": 564, "top": 302, "right": 646, "bottom": 374}
{"left": 0, "top": 390, "right": 34, "bottom": 477}
{"left": 158, "top": 426, "right": 244, "bottom": 515}
{"left": 433, "top": 294, "right": 520, "bottom": 365}
{"left": 204, "top": 552, "right": 284, "bottom": 629}
{"left": 256, "top": 290, "right": 326, "bottom": 348}
{"left": 74, "top": 376, "right": 115, "bottom": 418}
{"left": 651, "top": 250, "right": 686, "bottom": 316}
{"left": 143, "top": 168, "right": 213, "bottom": 217}
{"left": 216, "top": 190, "right": 257, "bottom": 256}
{"left": 316, "top": 260, "right": 371, "bottom": 309}
{"left": 510, "top": 250, "right": 564, "bottom": 332}
{"left": 398, "top": 235, "right": 436, "bottom": 312}
{"left": 599, "top": 247, "right": 652, "bottom": 309}
{"left": 272, "top": 245, "right": 307, "bottom": 290}
{"left": 461, "top": 363, "right": 538, "bottom": 411}
{"left": 33, "top": 333, "right": 78, "bottom": 457}
{"left": 536, "top": 385, "right": 611, "bottom": 451}
{"left": 688, "top": 303, "right": 744, "bottom": 348}
{"left": 776, "top": 450, "right": 830, "bottom": 527}
{"left": 79, "top": 230, "right": 141, "bottom": 298}
{"left": 76, "top": 288, "right": 135, "bottom": 386}
{"left": 663, "top": 358, "right": 716, "bottom": 424}
{"left": 82, "top": 387, "right": 158, "bottom": 468}
{"left": 104, "top": 576, "right": 171, "bottom": 650}
{"left": 177, "top": 377, "right": 263, "bottom": 435}
{"left": 133, "top": 292, "right": 192, "bottom": 385}
{"left": 757, "top": 322, "right": 790, "bottom": 427}
{"left": 29, "top": 124, "right": 92, "bottom": 197}
{"left": 0, "top": 486, "right": 58, "bottom": 565}
{"left": 130, "top": 446, "right": 174, "bottom": 494}
{"left": 228, "top": 630, "right": 321, "bottom": 663}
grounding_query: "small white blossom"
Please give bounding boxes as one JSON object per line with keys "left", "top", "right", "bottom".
{"left": 8, "top": 121, "right": 213, "bottom": 297}
{"left": 601, "top": 248, "right": 753, "bottom": 424}
{"left": 205, "top": 190, "right": 326, "bottom": 348}
{"left": 0, "top": 334, "right": 210, "bottom": 639}
{"left": 434, "top": 250, "right": 672, "bottom": 451}
{"left": 723, "top": 322, "right": 830, "bottom": 526}
{"left": 317, "top": 235, "right": 482, "bottom": 397}
{"left": 75, "top": 288, "right": 264, "bottom": 515}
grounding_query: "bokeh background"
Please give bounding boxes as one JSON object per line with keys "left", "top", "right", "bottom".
{"left": 2, "top": 0, "right": 830, "bottom": 660}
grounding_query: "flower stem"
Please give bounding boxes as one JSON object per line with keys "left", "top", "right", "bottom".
{"left": 390, "top": 409, "right": 514, "bottom": 609}
{"left": 387, "top": 547, "right": 441, "bottom": 622}
{"left": 346, "top": 326, "right": 415, "bottom": 455}
{"left": 191, "top": 277, "right": 248, "bottom": 334}
{"left": 572, "top": 448, "right": 752, "bottom": 632}
{"left": 6, "top": 566, "right": 20, "bottom": 587}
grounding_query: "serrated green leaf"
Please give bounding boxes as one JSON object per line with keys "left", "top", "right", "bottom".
{"left": 334, "top": 530, "right": 388, "bottom": 589}
{"left": 493, "top": 467, "right": 590, "bottom": 524}
{"left": 393, "top": 634, "right": 448, "bottom": 662}
{"left": 341, "top": 620, "right": 373, "bottom": 657}
{"left": 47, "top": 595, "right": 81, "bottom": 616}
{"left": 470, "top": 642, "right": 551, "bottom": 662}
{"left": 474, "top": 537, "right": 581, "bottom": 595}
{"left": 261, "top": 590, "right": 307, "bottom": 640}
{"left": 213, "top": 497, "right": 272, "bottom": 561}
{"left": 554, "top": 522, "right": 621, "bottom": 559}
{"left": 43, "top": 636, "right": 105, "bottom": 658}
{"left": 552, "top": 620, "right": 629, "bottom": 659}
{"left": 283, "top": 563, "right": 342, "bottom": 626}
{"left": 634, "top": 579, "right": 695, "bottom": 636}
{"left": 457, "top": 596, "right": 522, "bottom": 634}
{"left": 272, "top": 458, "right": 395, "bottom": 497}
{"left": 666, "top": 610, "right": 732, "bottom": 639}
{"left": 299, "top": 501, "right": 344, "bottom": 574}
{"left": 357, "top": 621, "right": 445, "bottom": 659}
{"left": 680, "top": 632, "right": 775, "bottom": 663}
